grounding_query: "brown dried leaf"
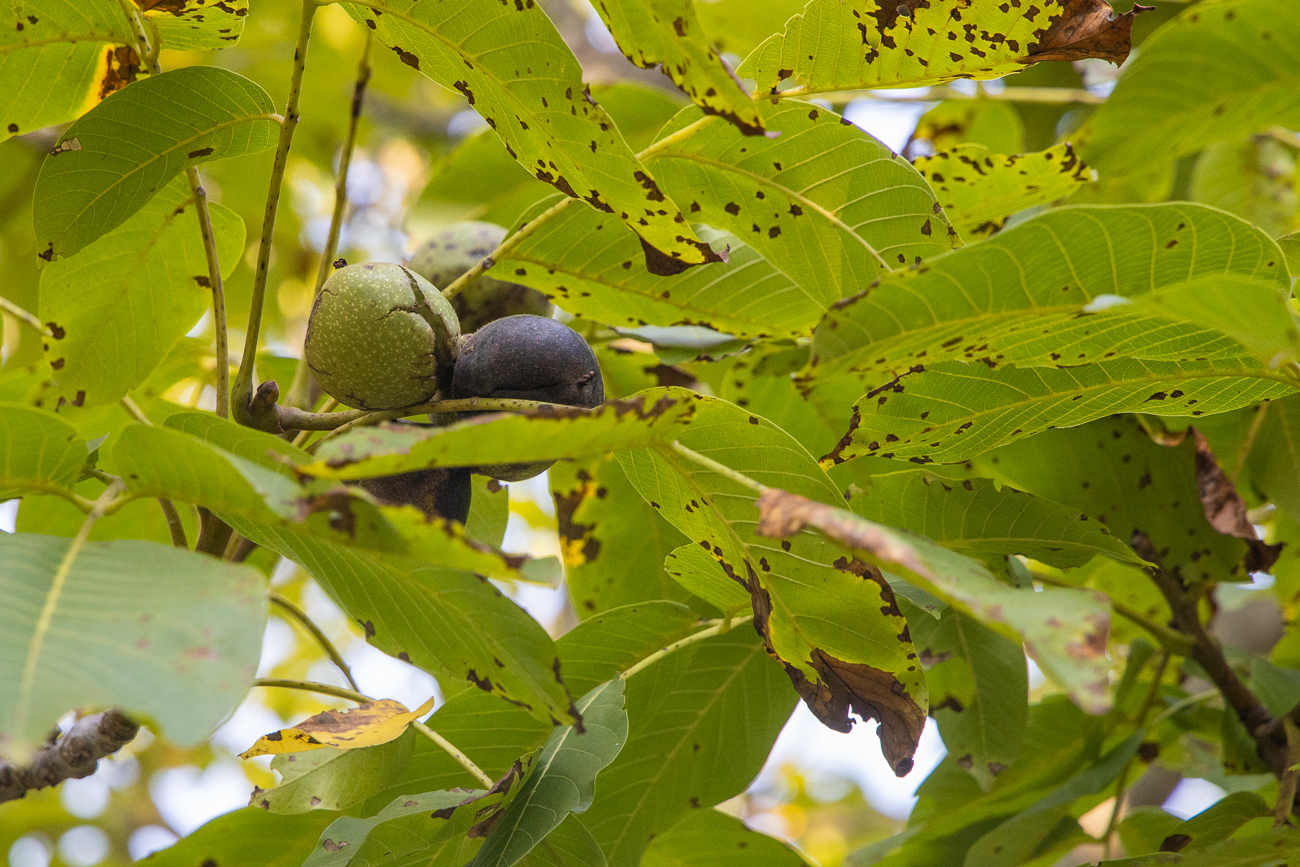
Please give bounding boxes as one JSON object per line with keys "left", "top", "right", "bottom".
{"left": 757, "top": 489, "right": 930, "bottom": 576}
{"left": 1028, "top": 0, "right": 1152, "bottom": 64}
{"left": 1190, "top": 428, "right": 1282, "bottom": 573}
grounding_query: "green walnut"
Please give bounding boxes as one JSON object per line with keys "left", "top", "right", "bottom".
{"left": 408, "top": 221, "right": 552, "bottom": 333}
{"left": 452, "top": 314, "right": 604, "bottom": 482}
{"left": 304, "top": 262, "right": 460, "bottom": 410}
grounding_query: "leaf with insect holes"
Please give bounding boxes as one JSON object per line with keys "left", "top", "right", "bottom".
{"left": 750, "top": 487, "right": 1113, "bottom": 713}
{"left": 0, "top": 0, "right": 134, "bottom": 144}
{"left": 616, "top": 390, "right": 928, "bottom": 774}
{"left": 340, "top": 0, "right": 717, "bottom": 274}
{"left": 40, "top": 177, "right": 245, "bottom": 407}
{"left": 644, "top": 101, "right": 954, "bottom": 305}
{"left": 913, "top": 143, "right": 1095, "bottom": 240}
{"left": 741, "top": 0, "right": 1145, "bottom": 98}
{"left": 240, "top": 697, "right": 436, "bottom": 758}
{"left": 33, "top": 66, "right": 277, "bottom": 260}
{"left": 590, "top": 0, "right": 762, "bottom": 136}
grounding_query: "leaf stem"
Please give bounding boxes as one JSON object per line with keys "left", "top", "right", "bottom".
{"left": 619, "top": 615, "right": 754, "bottom": 680}
{"left": 285, "top": 32, "right": 373, "bottom": 410}
{"left": 268, "top": 591, "right": 359, "bottom": 691}
{"left": 295, "top": 397, "right": 571, "bottom": 447}
{"left": 1102, "top": 651, "right": 1170, "bottom": 858}
{"left": 233, "top": 0, "right": 319, "bottom": 428}
{"left": 439, "top": 195, "right": 574, "bottom": 301}
{"left": 15, "top": 480, "right": 126, "bottom": 739}
{"left": 186, "top": 168, "right": 230, "bottom": 419}
{"left": 0, "top": 296, "right": 50, "bottom": 337}
{"left": 411, "top": 722, "right": 495, "bottom": 788}
{"left": 119, "top": 395, "right": 151, "bottom": 425}
{"left": 669, "top": 441, "right": 768, "bottom": 495}
{"left": 158, "top": 499, "right": 188, "bottom": 548}
{"left": 252, "top": 677, "right": 493, "bottom": 787}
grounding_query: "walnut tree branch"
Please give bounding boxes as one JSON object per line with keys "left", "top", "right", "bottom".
{"left": 0, "top": 711, "right": 139, "bottom": 804}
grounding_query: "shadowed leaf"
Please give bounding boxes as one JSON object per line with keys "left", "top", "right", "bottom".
{"left": 0, "top": 405, "right": 86, "bottom": 498}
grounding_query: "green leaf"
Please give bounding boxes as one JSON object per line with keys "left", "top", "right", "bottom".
{"left": 842, "top": 468, "right": 1146, "bottom": 569}
{"left": 913, "top": 143, "right": 1094, "bottom": 240}
{"left": 555, "top": 601, "right": 701, "bottom": 698}
{"left": 0, "top": 533, "right": 266, "bottom": 755}
{"left": 136, "top": 807, "right": 337, "bottom": 867}
{"left": 472, "top": 679, "right": 629, "bottom": 867}
{"left": 1081, "top": 0, "right": 1300, "bottom": 179}
{"left": 518, "top": 817, "right": 608, "bottom": 867}
{"left": 808, "top": 203, "right": 1288, "bottom": 383}
{"left": 1098, "top": 828, "right": 1300, "bottom": 866}
{"left": 973, "top": 416, "right": 1271, "bottom": 584}
{"left": 909, "top": 99, "right": 1026, "bottom": 154}
{"left": 0, "top": 0, "right": 133, "bottom": 143}
{"left": 302, "top": 788, "right": 496, "bottom": 867}
{"left": 0, "top": 404, "right": 85, "bottom": 498}
{"left": 739, "top": 0, "right": 1142, "bottom": 97}
{"left": 822, "top": 357, "right": 1296, "bottom": 467}
{"left": 34, "top": 66, "right": 277, "bottom": 259}
{"left": 749, "top": 494, "right": 1112, "bottom": 713}
{"left": 909, "top": 608, "right": 1028, "bottom": 791}
{"left": 1191, "top": 138, "right": 1299, "bottom": 239}
{"left": 640, "top": 809, "right": 812, "bottom": 866}
{"left": 340, "top": 0, "right": 717, "bottom": 271}
{"left": 39, "top": 177, "right": 245, "bottom": 406}
{"left": 646, "top": 101, "right": 953, "bottom": 305}
{"left": 580, "top": 629, "right": 796, "bottom": 867}
{"left": 252, "top": 734, "right": 414, "bottom": 815}
{"left": 164, "top": 410, "right": 311, "bottom": 470}
{"left": 617, "top": 392, "right": 929, "bottom": 771}
{"left": 305, "top": 394, "right": 697, "bottom": 480}
{"left": 1245, "top": 394, "right": 1300, "bottom": 520}
{"left": 592, "top": 0, "right": 762, "bottom": 135}
{"left": 500, "top": 204, "right": 815, "bottom": 339}
{"left": 222, "top": 516, "right": 580, "bottom": 729}
{"left": 551, "top": 456, "right": 699, "bottom": 618}
{"left": 140, "top": 0, "right": 249, "bottom": 51}
{"left": 1153, "top": 792, "right": 1270, "bottom": 851}
{"left": 719, "top": 343, "right": 849, "bottom": 459}
{"left": 663, "top": 539, "right": 751, "bottom": 611}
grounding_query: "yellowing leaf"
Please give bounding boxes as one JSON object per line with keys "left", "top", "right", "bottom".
{"left": 240, "top": 697, "right": 436, "bottom": 758}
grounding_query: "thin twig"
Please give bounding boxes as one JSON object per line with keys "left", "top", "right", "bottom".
{"left": 157, "top": 499, "right": 188, "bottom": 548}
{"left": 269, "top": 592, "right": 359, "bottom": 691}
{"left": 119, "top": 395, "right": 152, "bottom": 425}
{"left": 1277, "top": 719, "right": 1300, "bottom": 827}
{"left": 620, "top": 615, "right": 754, "bottom": 681}
{"left": 300, "top": 397, "right": 571, "bottom": 450}
{"left": 0, "top": 296, "right": 50, "bottom": 337}
{"left": 232, "top": 0, "right": 319, "bottom": 427}
{"left": 252, "top": 677, "right": 493, "bottom": 787}
{"left": 1102, "top": 652, "right": 1170, "bottom": 859}
{"left": 185, "top": 168, "right": 230, "bottom": 419}
{"left": 439, "top": 196, "right": 575, "bottom": 301}
{"left": 285, "top": 32, "right": 373, "bottom": 410}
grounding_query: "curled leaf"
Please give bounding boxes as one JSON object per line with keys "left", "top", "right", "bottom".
{"left": 1028, "top": 0, "right": 1152, "bottom": 64}
{"left": 240, "top": 697, "right": 436, "bottom": 758}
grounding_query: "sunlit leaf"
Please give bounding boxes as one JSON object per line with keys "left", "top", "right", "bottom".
{"left": 140, "top": 0, "right": 249, "bottom": 50}
{"left": 252, "top": 734, "right": 414, "bottom": 815}
{"left": 592, "top": 0, "right": 762, "bottom": 135}
{"left": 741, "top": 0, "right": 1144, "bottom": 97}
{"left": 913, "top": 143, "right": 1094, "bottom": 240}
{"left": 40, "top": 177, "right": 245, "bottom": 407}
{"left": 340, "top": 0, "right": 717, "bottom": 272}
{"left": 1081, "top": 0, "right": 1300, "bottom": 179}
{"left": 0, "top": 533, "right": 266, "bottom": 756}
{"left": 646, "top": 101, "right": 954, "bottom": 304}
{"left": 0, "top": 0, "right": 134, "bottom": 143}
{"left": 472, "top": 679, "right": 628, "bottom": 867}
{"left": 34, "top": 66, "right": 277, "bottom": 259}
{"left": 0, "top": 404, "right": 85, "bottom": 498}
{"left": 240, "top": 696, "right": 436, "bottom": 758}
{"left": 580, "top": 628, "right": 795, "bottom": 867}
